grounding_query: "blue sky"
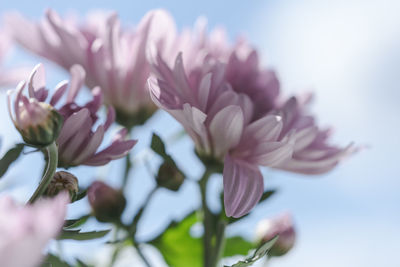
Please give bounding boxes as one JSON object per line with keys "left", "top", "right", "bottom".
{"left": 1, "top": 0, "right": 399, "bottom": 266}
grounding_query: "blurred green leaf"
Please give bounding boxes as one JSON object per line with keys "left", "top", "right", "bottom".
{"left": 225, "top": 236, "right": 278, "bottom": 267}
{"left": 75, "top": 259, "right": 93, "bottom": 267}
{"left": 64, "top": 214, "right": 91, "bottom": 229}
{"left": 0, "top": 144, "right": 24, "bottom": 178}
{"left": 150, "top": 212, "right": 202, "bottom": 267}
{"left": 58, "top": 229, "right": 110, "bottom": 241}
{"left": 259, "top": 189, "right": 277, "bottom": 202}
{"left": 150, "top": 133, "right": 167, "bottom": 157}
{"left": 41, "top": 253, "right": 71, "bottom": 267}
{"left": 224, "top": 236, "right": 254, "bottom": 257}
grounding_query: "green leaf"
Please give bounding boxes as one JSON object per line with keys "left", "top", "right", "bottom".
{"left": 150, "top": 133, "right": 167, "bottom": 157}
{"left": 259, "top": 189, "right": 277, "bottom": 203}
{"left": 224, "top": 236, "right": 254, "bottom": 257}
{"left": 41, "top": 253, "right": 71, "bottom": 267}
{"left": 64, "top": 214, "right": 91, "bottom": 229}
{"left": 0, "top": 144, "right": 24, "bottom": 178}
{"left": 150, "top": 212, "right": 202, "bottom": 267}
{"left": 75, "top": 259, "right": 93, "bottom": 267}
{"left": 58, "top": 229, "right": 110, "bottom": 241}
{"left": 225, "top": 236, "right": 278, "bottom": 267}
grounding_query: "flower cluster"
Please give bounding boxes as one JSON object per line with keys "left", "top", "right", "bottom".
{"left": 0, "top": 7, "right": 358, "bottom": 267}
{"left": 148, "top": 21, "right": 354, "bottom": 217}
{"left": 8, "top": 63, "right": 136, "bottom": 168}
{"left": 6, "top": 9, "right": 175, "bottom": 128}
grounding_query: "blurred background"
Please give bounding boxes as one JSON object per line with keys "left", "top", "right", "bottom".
{"left": 0, "top": 0, "right": 399, "bottom": 266}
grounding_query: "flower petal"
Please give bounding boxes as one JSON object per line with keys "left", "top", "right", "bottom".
{"left": 84, "top": 129, "right": 137, "bottom": 166}
{"left": 67, "top": 65, "right": 85, "bottom": 103}
{"left": 209, "top": 105, "right": 244, "bottom": 158}
{"left": 223, "top": 155, "right": 264, "bottom": 218}
{"left": 49, "top": 80, "right": 68, "bottom": 106}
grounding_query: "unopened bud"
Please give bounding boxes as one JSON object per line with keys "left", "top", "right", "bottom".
{"left": 156, "top": 162, "right": 184, "bottom": 191}
{"left": 45, "top": 171, "right": 79, "bottom": 202}
{"left": 87, "top": 181, "right": 126, "bottom": 223}
{"left": 255, "top": 213, "right": 296, "bottom": 257}
{"left": 9, "top": 88, "right": 63, "bottom": 147}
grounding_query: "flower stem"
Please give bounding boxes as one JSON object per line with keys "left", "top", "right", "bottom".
{"left": 122, "top": 151, "right": 132, "bottom": 189}
{"left": 134, "top": 243, "right": 151, "bottom": 267}
{"left": 28, "top": 142, "right": 58, "bottom": 203}
{"left": 199, "top": 169, "right": 213, "bottom": 267}
{"left": 211, "top": 219, "right": 227, "bottom": 266}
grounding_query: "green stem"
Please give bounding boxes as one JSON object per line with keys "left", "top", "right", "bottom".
{"left": 211, "top": 219, "right": 227, "bottom": 266}
{"left": 134, "top": 243, "right": 151, "bottom": 267}
{"left": 199, "top": 169, "right": 213, "bottom": 267}
{"left": 28, "top": 142, "right": 58, "bottom": 203}
{"left": 122, "top": 152, "right": 132, "bottom": 189}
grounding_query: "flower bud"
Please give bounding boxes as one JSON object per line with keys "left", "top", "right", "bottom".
{"left": 255, "top": 213, "right": 296, "bottom": 257}
{"left": 45, "top": 171, "right": 79, "bottom": 202}
{"left": 87, "top": 181, "right": 126, "bottom": 223}
{"left": 8, "top": 84, "right": 63, "bottom": 147}
{"left": 156, "top": 162, "right": 184, "bottom": 191}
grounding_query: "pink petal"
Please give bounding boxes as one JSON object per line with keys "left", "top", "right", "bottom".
{"left": 281, "top": 143, "right": 355, "bottom": 174}
{"left": 50, "top": 80, "right": 68, "bottom": 106}
{"left": 209, "top": 105, "right": 244, "bottom": 158}
{"left": 104, "top": 106, "right": 116, "bottom": 131}
{"left": 72, "top": 125, "right": 105, "bottom": 165}
{"left": 28, "top": 64, "right": 47, "bottom": 101}
{"left": 84, "top": 86, "right": 103, "bottom": 114}
{"left": 249, "top": 134, "right": 295, "bottom": 166}
{"left": 197, "top": 73, "right": 212, "bottom": 111}
{"left": 223, "top": 155, "right": 264, "bottom": 218}
{"left": 57, "top": 109, "right": 90, "bottom": 147}
{"left": 67, "top": 65, "right": 85, "bottom": 103}
{"left": 83, "top": 129, "right": 137, "bottom": 166}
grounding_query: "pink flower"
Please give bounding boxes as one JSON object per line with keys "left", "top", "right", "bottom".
{"left": 148, "top": 52, "right": 294, "bottom": 218}
{"left": 149, "top": 21, "right": 354, "bottom": 217}
{"left": 6, "top": 9, "right": 175, "bottom": 128}
{"left": 255, "top": 212, "right": 296, "bottom": 257}
{"left": 0, "top": 30, "right": 29, "bottom": 87}
{"left": 8, "top": 63, "right": 136, "bottom": 167}
{"left": 0, "top": 193, "right": 68, "bottom": 267}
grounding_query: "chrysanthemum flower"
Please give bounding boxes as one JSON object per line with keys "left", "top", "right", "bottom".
{"left": 148, "top": 52, "right": 294, "bottom": 218}
{"left": 6, "top": 9, "right": 175, "bottom": 128}
{"left": 0, "top": 193, "right": 68, "bottom": 267}
{"left": 148, "top": 22, "right": 354, "bottom": 217}
{"left": 8, "top": 63, "right": 136, "bottom": 168}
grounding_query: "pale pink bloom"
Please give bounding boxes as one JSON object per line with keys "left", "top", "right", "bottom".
{"left": 8, "top": 63, "right": 136, "bottom": 167}
{"left": 177, "top": 26, "right": 355, "bottom": 175}
{"left": 255, "top": 212, "right": 296, "bottom": 257}
{"left": 0, "top": 193, "right": 68, "bottom": 267}
{"left": 6, "top": 9, "right": 175, "bottom": 127}
{"left": 148, "top": 52, "right": 294, "bottom": 218}
{"left": 0, "top": 30, "right": 29, "bottom": 87}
